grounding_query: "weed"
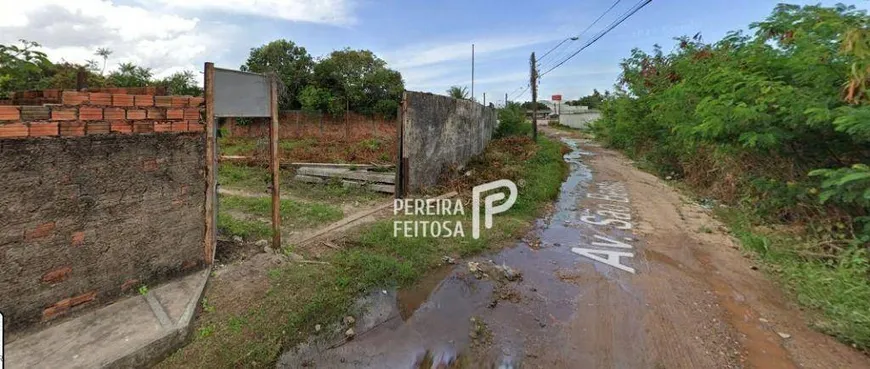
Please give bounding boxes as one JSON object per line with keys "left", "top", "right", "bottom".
{"left": 219, "top": 137, "right": 259, "bottom": 156}
{"left": 718, "top": 209, "right": 870, "bottom": 349}
{"left": 201, "top": 298, "right": 216, "bottom": 314}
{"left": 197, "top": 325, "right": 215, "bottom": 338}
{"left": 138, "top": 285, "right": 148, "bottom": 296}
{"left": 227, "top": 316, "right": 246, "bottom": 334}
{"left": 218, "top": 163, "right": 270, "bottom": 190}
{"left": 358, "top": 138, "right": 382, "bottom": 150}
{"left": 217, "top": 212, "right": 272, "bottom": 240}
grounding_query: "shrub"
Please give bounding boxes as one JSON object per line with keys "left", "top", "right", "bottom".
{"left": 495, "top": 101, "right": 532, "bottom": 138}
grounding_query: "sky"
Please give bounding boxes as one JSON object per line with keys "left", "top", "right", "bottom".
{"left": 0, "top": 0, "right": 866, "bottom": 104}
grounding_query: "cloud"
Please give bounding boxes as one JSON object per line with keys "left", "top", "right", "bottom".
{"left": 0, "top": 0, "right": 238, "bottom": 78}
{"left": 383, "top": 34, "right": 556, "bottom": 70}
{"left": 153, "top": 0, "right": 356, "bottom": 26}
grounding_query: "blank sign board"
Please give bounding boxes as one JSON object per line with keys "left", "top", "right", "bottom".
{"left": 214, "top": 68, "right": 271, "bottom": 117}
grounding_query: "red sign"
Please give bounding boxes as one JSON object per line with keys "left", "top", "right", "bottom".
{"left": 551, "top": 94, "right": 562, "bottom": 101}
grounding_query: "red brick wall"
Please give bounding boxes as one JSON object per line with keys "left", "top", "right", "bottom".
{"left": 0, "top": 92, "right": 204, "bottom": 138}
{"left": 0, "top": 90, "right": 207, "bottom": 333}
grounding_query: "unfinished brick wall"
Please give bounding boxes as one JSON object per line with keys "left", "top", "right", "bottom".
{"left": 0, "top": 90, "right": 207, "bottom": 333}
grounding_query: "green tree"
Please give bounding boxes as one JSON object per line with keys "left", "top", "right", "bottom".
{"left": 520, "top": 101, "right": 550, "bottom": 111}
{"left": 0, "top": 40, "right": 51, "bottom": 96}
{"left": 157, "top": 70, "right": 202, "bottom": 96}
{"left": 241, "top": 39, "right": 314, "bottom": 110}
{"left": 593, "top": 3, "right": 869, "bottom": 237}
{"left": 312, "top": 48, "right": 404, "bottom": 117}
{"left": 106, "top": 62, "right": 152, "bottom": 87}
{"left": 298, "top": 85, "right": 333, "bottom": 113}
{"left": 446, "top": 85, "right": 469, "bottom": 99}
{"left": 567, "top": 89, "right": 606, "bottom": 108}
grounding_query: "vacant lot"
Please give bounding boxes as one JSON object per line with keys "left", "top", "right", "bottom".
{"left": 158, "top": 134, "right": 567, "bottom": 368}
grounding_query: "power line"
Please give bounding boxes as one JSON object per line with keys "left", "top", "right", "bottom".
{"left": 540, "top": 0, "right": 652, "bottom": 78}
{"left": 536, "top": 0, "right": 625, "bottom": 69}
{"left": 510, "top": 85, "right": 530, "bottom": 101}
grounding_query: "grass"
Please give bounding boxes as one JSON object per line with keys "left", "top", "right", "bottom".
{"left": 217, "top": 212, "right": 272, "bottom": 240}
{"left": 219, "top": 137, "right": 259, "bottom": 156}
{"left": 218, "top": 162, "right": 386, "bottom": 205}
{"left": 718, "top": 209, "right": 870, "bottom": 350}
{"left": 159, "top": 135, "right": 569, "bottom": 368}
{"left": 219, "top": 163, "right": 270, "bottom": 190}
{"left": 220, "top": 195, "right": 343, "bottom": 227}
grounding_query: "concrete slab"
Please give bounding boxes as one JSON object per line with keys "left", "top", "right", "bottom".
{"left": 5, "top": 269, "right": 209, "bottom": 369}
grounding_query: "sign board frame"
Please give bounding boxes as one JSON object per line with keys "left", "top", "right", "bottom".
{"left": 204, "top": 63, "right": 281, "bottom": 263}
{"left": 213, "top": 67, "right": 272, "bottom": 118}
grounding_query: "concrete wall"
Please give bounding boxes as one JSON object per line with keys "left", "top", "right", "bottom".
{"left": 0, "top": 92, "right": 207, "bottom": 333}
{"left": 559, "top": 111, "right": 601, "bottom": 129}
{"left": 400, "top": 91, "right": 497, "bottom": 193}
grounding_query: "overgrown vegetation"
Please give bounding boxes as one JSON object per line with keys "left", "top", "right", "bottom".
{"left": 0, "top": 41, "right": 201, "bottom": 97}
{"left": 591, "top": 3, "right": 870, "bottom": 349}
{"left": 495, "top": 101, "right": 533, "bottom": 138}
{"left": 218, "top": 135, "right": 396, "bottom": 165}
{"left": 241, "top": 40, "right": 403, "bottom": 117}
{"left": 160, "top": 135, "right": 568, "bottom": 368}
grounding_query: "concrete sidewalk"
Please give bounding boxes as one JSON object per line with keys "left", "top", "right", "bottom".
{"left": 6, "top": 269, "right": 209, "bottom": 369}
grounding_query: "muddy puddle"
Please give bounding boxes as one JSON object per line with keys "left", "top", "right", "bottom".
{"left": 278, "top": 138, "right": 630, "bottom": 368}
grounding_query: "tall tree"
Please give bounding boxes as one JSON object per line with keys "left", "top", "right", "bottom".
{"left": 241, "top": 39, "right": 314, "bottom": 110}
{"left": 312, "top": 48, "right": 404, "bottom": 117}
{"left": 95, "top": 47, "right": 112, "bottom": 75}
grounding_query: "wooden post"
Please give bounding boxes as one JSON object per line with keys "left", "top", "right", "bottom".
{"left": 530, "top": 52, "right": 538, "bottom": 141}
{"left": 395, "top": 92, "right": 406, "bottom": 198}
{"left": 269, "top": 74, "right": 281, "bottom": 250}
{"left": 76, "top": 67, "right": 88, "bottom": 91}
{"left": 204, "top": 62, "right": 217, "bottom": 264}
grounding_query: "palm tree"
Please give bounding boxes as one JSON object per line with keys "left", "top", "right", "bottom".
{"left": 446, "top": 85, "right": 469, "bottom": 100}
{"left": 95, "top": 47, "right": 112, "bottom": 75}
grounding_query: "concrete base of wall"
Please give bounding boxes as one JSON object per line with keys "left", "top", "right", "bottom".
{"left": 6, "top": 269, "right": 210, "bottom": 369}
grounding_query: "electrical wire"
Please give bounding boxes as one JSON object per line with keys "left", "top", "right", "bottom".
{"left": 536, "top": 0, "right": 625, "bottom": 70}
{"left": 539, "top": 0, "right": 652, "bottom": 78}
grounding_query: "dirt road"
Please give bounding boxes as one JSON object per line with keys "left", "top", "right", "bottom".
{"left": 278, "top": 128, "right": 870, "bottom": 368}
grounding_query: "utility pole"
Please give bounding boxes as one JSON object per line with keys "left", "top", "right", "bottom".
{"left": 530, "top": 52, "right": 538, "bottom": 141}
{"left": 483, "top": 92, "right": 486, "bottom": 106}
{"left": 505, "top": 92, "right": 508, "bottom": 107}
{"left": 471, "top": 44, "right": 475, "bottom": 102}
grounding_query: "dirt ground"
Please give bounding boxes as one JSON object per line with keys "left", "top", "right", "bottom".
{"left": 273, "top": 126, "right": 870, "bottom": 368}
